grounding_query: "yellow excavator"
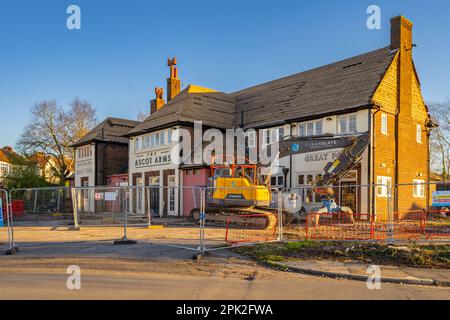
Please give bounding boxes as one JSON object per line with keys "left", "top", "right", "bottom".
{"left": 190, "top": 133, "right": 370, "bottom": 229}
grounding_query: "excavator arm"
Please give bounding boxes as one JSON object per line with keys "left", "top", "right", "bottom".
{"left": 270, "top": 133, "right": 370, "bottom": 195}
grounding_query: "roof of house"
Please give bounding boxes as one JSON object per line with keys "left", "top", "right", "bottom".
{"left": 127, "top": 46, "right": 397, "bottom": 136}
{"left": 0, "top": 146, "right": 27, "bottom": 165}
{"left": 72, "top": 117, "right": 140, "bottom": 147}
{"left": 234, "top": 46, "right": 397, "bottom": 128}
{"left": 127, "top": 85, "right": 236, "bottom": 136}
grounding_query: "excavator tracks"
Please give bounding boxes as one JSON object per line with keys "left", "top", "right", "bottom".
{"left": 189, "top": 206, "right": 290, "bottom": 230}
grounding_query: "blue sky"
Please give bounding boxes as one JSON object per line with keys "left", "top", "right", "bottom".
{"left": 0, "top": 0, "right": 449, "bottom": 147}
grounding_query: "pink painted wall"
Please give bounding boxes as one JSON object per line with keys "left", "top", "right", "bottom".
{"left": 107, "top": 174, "right": 129, "bottom": 187}
{"left": 182, "top": 168, "right": 209, "bottom": 216}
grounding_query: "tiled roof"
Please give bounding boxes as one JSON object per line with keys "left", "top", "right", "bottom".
{"left": 234, "top": 47, "right": 397, "bottom": 128}
{"left": 72, "top": 117, "right": 140, "bottom": 147}
{"left": 0, "top": 147, "right": 27, "bottom": 164}
{"left": 127, "top": 85, "right": 236, "bottom": 136}
{"left": 127, "top": 46, "right": 397, "bottom": 136}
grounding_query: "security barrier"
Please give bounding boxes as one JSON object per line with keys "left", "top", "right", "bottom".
{"left": 10, "top": 187, "right": 72, "bottom": 215}
{"left": 72, "top": 186, "right": 148, "bottom": 228}
{"left": 391, "top": 182, "right": 450, "bottom": 242}
{"left": 1, "top": 188, "right": 18, "bottom": 254}
{"left": 201, "top": 187, "right": 281, "bottom": 251}
{"left": 3, "top": 182, "right": 450, "bottom": 257}
{"left": 277, "top": 184, "right": 391, "bottom": 242}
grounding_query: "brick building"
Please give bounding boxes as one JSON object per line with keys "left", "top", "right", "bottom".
{"left": 127, "top": 16, "right": 433, "bottom": 218}
{"left": 72, "top": 117, "right": 140, "bottom": 189}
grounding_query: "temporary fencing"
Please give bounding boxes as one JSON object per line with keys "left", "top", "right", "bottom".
{"left": 202, "top": 186, "right": 281, "bottom": 252}
{"left": 390, "top": 182, "right": 450, "bottom": 242}
{"left": 3, "top": 182, "right": 450, "bottom": 256}
{"left": 1, "top": 188, "right": 18, "bottom": 254}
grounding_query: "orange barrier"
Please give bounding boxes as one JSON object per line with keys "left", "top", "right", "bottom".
{"left": 305, "top": 213, "right": 378, "bottom": 241}
{"left": 225, "top": 213, "right": 278, "bottom": 244}
{"left": 225, "top": 210, "right": 449, "bottom": 244}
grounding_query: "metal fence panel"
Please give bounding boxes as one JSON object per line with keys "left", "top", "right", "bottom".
{"left": 279, "top": 184, "right": 390, "bottom": 242}
{"left": 1, "top": 189, "right": 18, "bottom": 254}
{"left": 391, "top": 182, "right": 450, "bottom": 242}
{"left": 200, "top": 186, "right": 281, "bottom": 252}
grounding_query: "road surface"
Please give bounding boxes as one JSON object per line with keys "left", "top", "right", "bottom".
{"left": 0, "top": 255, "right": 448, "bottom": 300}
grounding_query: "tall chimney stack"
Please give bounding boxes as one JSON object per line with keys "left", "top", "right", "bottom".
{"left": 390, "top": 16, "right": 415, "bottom": 195}
{"left": 390, "top": 15, "right": 413, "bottom": 51}
{"left": 167, "top": 57, "right": 181, "bottom": 102}
{"left": 390, "top": 15, "right": 414, "bottom": 119}
{"left": 150, "top": 87, "right": 165, "bottom": 114}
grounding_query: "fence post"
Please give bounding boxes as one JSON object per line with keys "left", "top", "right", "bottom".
{"left": 114, "top": 188, "right": 137, "bottom": 245}
{"left": 70, "top": 188, "right": 81, "bottom": 231}
{"left": 147, "top": 186, "right": 151, "bottom": 228}
{"left": 5, "top": 190, "right": 18, "bottom": 255}
{"left": 387, "top": 184, "right": 394, "bottom": 244}
{"left": 33, "top": 189, "right": 38, "bottom": 213}
{"left": 277, "top": 190, "right": 283, "bottom": 242}
{"left": 198, "top": 188, "right": 207, "bottom": 256}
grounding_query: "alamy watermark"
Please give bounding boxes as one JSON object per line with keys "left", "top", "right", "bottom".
{"left": 169, "top": 121, "right": 279, "bottom": 167}
{"left": 367, "top": 5, "right": 381, "bottom": 30}
{"left": 66, "top": 265, "right": 81, "bottom": 290}
{"left": 366, "top": 265, "right": 381, "bottom": 290}
{"left": 66, "top": 5, "right": 81, "bottom": 30}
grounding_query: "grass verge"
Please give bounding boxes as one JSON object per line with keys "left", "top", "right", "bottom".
{"left": 233, "top": 241, "right": 450, "bottom": 269}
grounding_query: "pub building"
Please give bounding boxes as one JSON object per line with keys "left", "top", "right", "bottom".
{"left": 126, "top": 16, "right": 432, "bottom": 219}
{"left": 72, "top": 117, "right": 140, "bottom": 212}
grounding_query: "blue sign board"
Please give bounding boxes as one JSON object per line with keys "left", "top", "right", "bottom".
{"left": 432, "top": 191, "right": 450, "bottom": 207}
{"left": 0, "top": 198, "right": 4, "bottom": 227}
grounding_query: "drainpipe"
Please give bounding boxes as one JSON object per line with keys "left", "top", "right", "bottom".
{"left": 289, "top": 123, "right": 294, "bottom": 189}
{"left": 370, "top": 104, "right": 381, "bottom": 219}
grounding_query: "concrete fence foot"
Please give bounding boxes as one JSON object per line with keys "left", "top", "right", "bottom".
{"left": 5, "top": 247, "right": 19, "bottom": 255}
{"left": 114, "top": 238, "right": 137, "bottom": 245}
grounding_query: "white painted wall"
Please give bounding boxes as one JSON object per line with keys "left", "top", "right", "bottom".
{"left": 128, "top": 128, "right": 179, "bottom": 216}
{"left": 262, "top": 110, "right": 371, "bottom": 213}
{"left": 74, "top": 144, "right": 95, "bottom": 187}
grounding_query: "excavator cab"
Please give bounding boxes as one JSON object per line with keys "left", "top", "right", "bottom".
{"left": 208, "top": 163, "right": 271, "bottom": 208}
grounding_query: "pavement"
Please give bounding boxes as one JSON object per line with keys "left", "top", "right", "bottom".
{"left": 273, "top": 259, "right": 450, "bottom": 287}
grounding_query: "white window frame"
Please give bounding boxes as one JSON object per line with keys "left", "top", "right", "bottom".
{"left": 168, "top": 129, "right": 172, "bottom": 144}
{"left": 270, "top": 175, "right": 284, "bottom": 188}
{"left": 413, "top": 179, "right": 425, "bottom": 198}
{"left": 160, "top": 130, "right": 165, "bottom": 146}
{"left": 298, "top": 120, "right": 323, "bottom": 137}
{"left": 134, "top": 137, "right": 142, "bottom": 152}
{"left": 381, "top": 113, "right": 388, "bottom": 135}
{"left": 376, "top": 176, "right": 392, "bottom": 198}
{"left": 0, "top": 162, "right": 11, "bottom": 177}
{"left": 246, "top": 130, "right": 256, "bottom": 148}
{"left": 277, "top": 127, "right": 285, "bottom": 142}
{"left": 339, "top": 114, "right": 357, "bottom": 134}
{"left": 416, "top": 125, "right": 422, "bottom": 143}
{"left": 262, "top": 127, "right": 284, "bottom": 147}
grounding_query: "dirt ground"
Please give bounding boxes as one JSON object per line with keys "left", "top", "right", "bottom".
{"left": 0, "top": 216, "right": 233, "bottom": 250}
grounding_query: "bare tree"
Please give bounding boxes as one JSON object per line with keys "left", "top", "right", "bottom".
{"left": 68, "top": 98, "right": 97, "bottom": 141}
{"left": 429, "top": 100, "right": 450, "bottom": 181}
{"left": 18, "top": 99, "right": 97, "bottom": 184}
{"left": 137, "top": 109, "right": 149, "bottom": 121}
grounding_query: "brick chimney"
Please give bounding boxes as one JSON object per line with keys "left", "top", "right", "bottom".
{"left": 391, "top": 16, "right": 414, "bottom": 119}
{"left": 150, "top": 87, "right": 165, "bottom": 114}
{"left": 391, "top": 16, "right": 415, "bottom": 204}
{"left": 167, "top": 57, "right": 181, "bottom": 101}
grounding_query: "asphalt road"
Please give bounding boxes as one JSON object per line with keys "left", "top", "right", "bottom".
{"left": 1, "top": 269, "right": 449, "bottom": 300}
{"left": 0, "top": 241, "right": 448, "bottom": 300}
